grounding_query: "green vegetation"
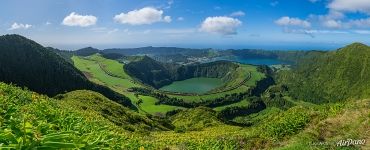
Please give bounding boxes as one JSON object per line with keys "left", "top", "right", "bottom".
{"left": 213, "top": 99, "right": 250, "bottom": 111}
{"left": 164, "top": 64, "right": 266, "bottom": 102}
{"left": 170, "top": 107, "right": 223, "bottom": 131}
{"left": 124, "top": 56, "right": 241, "bottom": 89}
{"left": 72, "top": 54, "right": 184, "bottom": 115}
{"left": 72, "top": 53, "right": 267, "bottom": 116}
{"left": 2, "top": 35, "right": 369, "bottom": 149}
{"left": 55, "top": 90, "right": 171, "bottom": 131}
{"left": 72, "top": 55, "right": 139, "bottom": 89}
{"left": 0, "top": 82, "right": 141, "bottom": 149}
{"left": 278, "top": 43, "right": 370, "bottom": 103}
{"left": 0, "top": 34, "right": 134, "bottom": 108}
{"left": 1, "top": 80, "right": 369, "bottom": 149}
{"left": 137, "top": 95, "right": 181, "bottom": 114}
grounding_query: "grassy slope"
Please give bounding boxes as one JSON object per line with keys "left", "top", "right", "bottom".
{"left": 147, "top": 99, "right": 369, "bottom": 149}
{"left": 138, "top": 95, "right": 182, "bottom": 114}
{"left": 55, "top": 90, "right": 170, "bottom": 131}
{"left": 277, "top": 99, "right": 370, "bottom": 150}
{"left": 0, "top": 82, "right": 139, "bottom": 149}
{"left": 170, "top": 107, "right": 223, "bottom": 131}
{"left": 72, "top": 55, "right": 137, "bottom": 89}
{"left": 213, "top": 99, "right": 251, "bottom": 111}
{"left": 88, "top": 54, "right": 133, "bottom": 80}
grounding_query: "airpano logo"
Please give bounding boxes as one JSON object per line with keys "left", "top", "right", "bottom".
{"left": 336, "top": 139, "right": 366, "bottom": 147}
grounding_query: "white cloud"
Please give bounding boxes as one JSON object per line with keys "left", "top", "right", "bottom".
{"left": 328, "top": 0, "right": 370, "bottom": 14}
{"left": 45, "top": 21, "right": 52, "bottom": 25}
{"left": 230, "top": 11, "right": 245, "bottom": 17}
{"left": 275, "top": 16, "right": 311, "bottom": 28}
{"left": 348, "top": 18, "right": 370, "bottom": 28}
{"left": 312, "top": 11, "right": 345, "bottom": 28}
{"left": 177, "top": 17, "right": 184, "bottom": 21}
{"left": 62, "top": 12, "right": 97, "bottom": 27}
{"left": 114, "top": 7, "right": 171, "bottom": 25}
{"left": 200, "top": 16, "right": 242, "bottom": 35}
{"left": 322, "top": 19, "right": 342, "bottom": 28}
{"left": 164, "top": 16, "right": 172, "bottom": 23}
{"left": 8, "top": 22, "right": 32, "bottom": 30}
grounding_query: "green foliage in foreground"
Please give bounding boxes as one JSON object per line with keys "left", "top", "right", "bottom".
{"left": 1, "top": 82, "right": 368, "bottom": 149}
{"left": 0, "top": 82, "right": 146, "bottom": 149}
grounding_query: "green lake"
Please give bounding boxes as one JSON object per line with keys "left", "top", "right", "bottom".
{"left": 159, "top": 77, "right": 223, "bottom": 94}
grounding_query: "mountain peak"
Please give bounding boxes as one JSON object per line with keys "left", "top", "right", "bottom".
{"left": 1, "top": 34, "right": 27, "bottom": 38}
{"left": 74, "top": 47, "right": 100, "bottom": 56}
{"left": 0, "top": 34, "right": 40, "bottom": 46}
{"left": 344, "top": 42, "right": 368, "bottom": 49}
{"left": 338, "top": 42, "right": 369, "bottom": 53}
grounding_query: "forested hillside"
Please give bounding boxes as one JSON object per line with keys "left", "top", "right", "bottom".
{"left": 278, "top": 43, "right": 370, "bottom": 103}
{"left": 0, "top": 34, "right": 134, "bottom": 108}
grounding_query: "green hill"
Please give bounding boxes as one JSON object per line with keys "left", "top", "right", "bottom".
{"left": 74, "top": 47, "right": 100, "bottom": 56}
{"left": 0, "top": 34, "right": 134, "bottom": 108}
{"left": 170, "top": 107, "right": 223, "bottom": 131}
{"left": 55, "top": 90, "right": 172, "bottom": 132}
{"left": 278, "top": 43, "right": 370, "bottom": 103}
{"left": 0, "top": 82, "right": 142, "bottom": 149}
{"left": 124, "top": 56, "right": 174, "bottom": 88}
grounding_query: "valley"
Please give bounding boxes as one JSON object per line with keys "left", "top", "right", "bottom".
{"left": 71, "top": 53, "right": 267, "bottom": 115}
{"left": 0, "top": 35, "right": 368, "bottom": 149}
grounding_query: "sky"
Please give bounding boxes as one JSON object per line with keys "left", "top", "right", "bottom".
{"left": 0, "top": 0, "right": 370, "bottom": 50}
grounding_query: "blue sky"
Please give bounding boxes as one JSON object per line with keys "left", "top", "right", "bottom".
{"left": 0, "top": 0, "right": 369, "bottom": 50}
